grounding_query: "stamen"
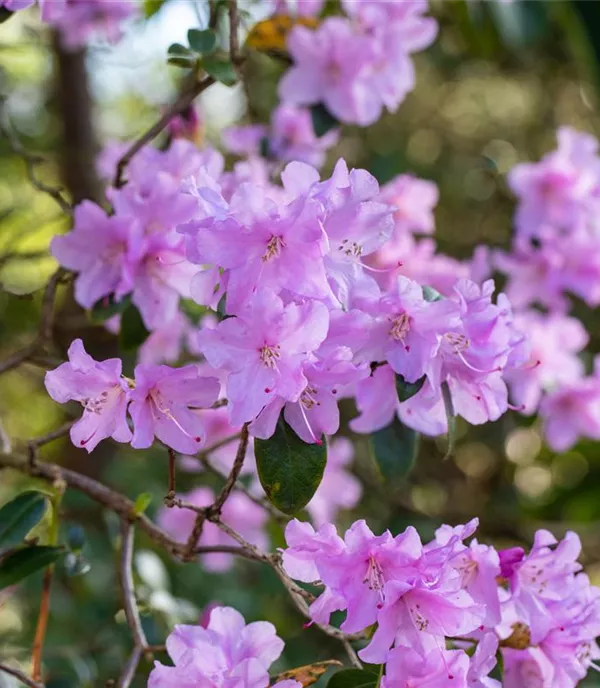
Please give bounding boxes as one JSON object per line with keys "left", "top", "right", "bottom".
{"left": 507, "top": 402, "right": 526, "bottom": 412}
{"left": 297, "top": 401, "right": 322, "bottom": 445}
{"left": 151, "top": 390, "right": 201, "bottom": 442}
{"left": 360, "top": 261, "right": 402, "bottom": 274}
{"left": 456, "top": 350, "right": 501, "bottom": 374}
{"left": 259, "top": 344, "right": 281, "bottom": 369}
{"left": 363, "top": 554, "right": 385, "bottom": 600}
{"left": 389, "top": 312, "right": 411, "bottom": 342}
{"left": 262, "top": 235, "right": 285, "bottom": 262}
{"left": 338, "top": 239, "right": 363, "bottom": 258}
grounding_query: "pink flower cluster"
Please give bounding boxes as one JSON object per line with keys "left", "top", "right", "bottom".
{"left": 0, "top": 0, "right": 137, "bottom": 49}
{"left": 491, "top": 127, "right": 600, "bottom": 452}
{"left": 44, "top": 339, "right": 219, "bottom": 453}
{"left": 281, "top": 518, "right": 600, "bottom": 687}
{"left": 50, "top": 135, "right": 530, "bottom": 450}
{"left": 149, "top": 605, "right": 301, "bottom": 688}
{"left": 279, "top": 0, "right": 438, "bottom": 126}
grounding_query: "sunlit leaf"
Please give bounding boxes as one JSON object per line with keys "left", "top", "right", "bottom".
{"left": 275, "top": 660, "right": 342, "bottom": 687}
{"left": 245, "top": 14, "right": 319, "bottom": 54}
{"left": 188, "top": 28, "right": 218, "bottom": 55}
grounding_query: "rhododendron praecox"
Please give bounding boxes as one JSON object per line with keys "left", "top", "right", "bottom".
{"left": 5, "top": 0, "right": 598, "bottom": 686}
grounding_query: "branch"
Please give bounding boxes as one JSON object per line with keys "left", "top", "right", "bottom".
{"left": 228, "top": 0, "right": 241, "bottom": 65}
{"left": 116, "top": 522, "right": 150, "bottom": 688}
{"left": 31, "top": 567, "right": 54, "bottom": 682}
{"left": 0, "top": 267, "right": 67, "bottom": 378}
{"left": 114, "top": 76, "right": 215, "bottom": 188}
{"left": 0, "top": 662, "right": 44, "bottom": 688}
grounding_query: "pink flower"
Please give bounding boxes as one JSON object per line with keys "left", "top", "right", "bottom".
{"left": 504, "top": 310, "right": 587, "bottom": 415}
{"left": 305, "top": 436, "right": 362, "bottom": 526}
{"left": 137, "top": 312, "right": 197, "bottom": 366}
{"left": 280, "top": 18, "right": 381, "bottom": 126}
{"left": 51, "top": 200, "right": 142, "bottom": 308}
{"left": 129, "top": 364, "right": 220, "bottom": 453}
{"left": 44, "top": 339, "right": 131, "bottom": 452}
{"left": 180, "top": 180, "right": 330, "bottom": 314}
{"left": 540, "top": 376, "right": 600, "bottom": 452}
{"left": 149, "top": 605, "right": 288, "bottom": 686}
{"left": 157, "top": 488, "right": 268, "bottom": 572}
{"left": 270, "top": 105, "right": 339, "bottom": 167}
{"left": 382, "top": 646, "right": 470, "bottom": 688}
{"left": 378, "top": 174, "right": 439, "bottom": 236}
{"left": 198, "top": 289, "right": 329, "bottom": 427}
{"left": 468, "top": 634, "right": 501, "bottom": 688}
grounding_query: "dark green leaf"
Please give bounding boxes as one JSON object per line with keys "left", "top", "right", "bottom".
{"left": 310, "top": 103, "right": 339, "bottom": 138}
{"left": 441, "top": 380, "right": 456, "bottom": 460}
{"left": 255, "top": 417, "right": 327, "bottom": 515}
{"left": 395, "top": 373, "right": 426, "bottom": 403}
{"left": 90, "top": 293, "right": 131, "bottom": 323}
{"left": 119, "top": 303, "right": 150, "bottom": 352}
{"left": 188, "top": 28, "right": 218, "bottom": 55}
{"left": 370, "top": 417, "right": 419, "bottom": 481}
{"left": 0, "top": 7, "right": 14, "bottom": 23}
{"left": 202, "top": 56, "right": 238, "bottom": 86}
{"left": 0, "top": 546, "right": 64, "bottom": 590}
{"left": 422, "top": 285, "right": 443, "bottom": 302}
{"left": 167, "top": 42, "right": 192, "bottom": 56}
{"left": 0, "top": 491, "right": 48, "bottom": 550}
{"left": 327, "top": 667, "right": 380, "bottom": 688}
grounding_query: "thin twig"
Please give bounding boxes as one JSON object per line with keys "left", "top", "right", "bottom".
{"left": 166, "top": 447, "right": 176, "bottom": 501}
{"left": 116, "top": 523, "right": 150, "bottom": 688}
{"left": 113, "top": 76, "right": 215, "bottom": 188}
{"left": 31, "top": 566, "right": 54, "bottom": 682}
{"left": 27, "top": 420, "right": 74, "bottom": 466}
{"left": 0, "top": 663, "right": 44, "bottom": 688}
{"left": 211, "top": 422, "right": 249, "bottom": 513}
{"left": 228, "top": 0, "right": 241, "bottom": 65}
{"left": 0, "top": 99, "right": 71, "bottom": 214}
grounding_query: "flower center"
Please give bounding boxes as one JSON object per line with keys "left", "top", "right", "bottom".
{"left": 300, "top": 386, "right": 319, "bottom": 409}
{"left": 338, "top": 239, "right": 362, "bottom": 258}
{"left": 262, "top": 235, "right": 285, "bottom": 262}
{"left": 260, "top": 344, "right": 281, "bottom": 368}
{"left": 389, "top": 312, "right": 411, "bottom": 341}
{"left": 444, "top": 332, "right": 470, "bottom": 352}
{"left": 81, "top": 389, "right": 111, "bottom": 415}
{"left": 363, "top": 554, "right": 385, "bottom": 593}
{"left": 150, "top": 389, "right": 201, "bottom": 443}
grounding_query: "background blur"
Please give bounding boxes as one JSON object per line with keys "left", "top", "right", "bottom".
{"left": 2, "top": 1, "right": 600, "bottom": 685}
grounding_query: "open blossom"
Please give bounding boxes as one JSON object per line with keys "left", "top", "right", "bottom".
{"left": 157, "top": 488, "right": 268, "bottom": 572}
{"left": 198, "top": 289, "right": 329, "bottom": 427}
{"left": 129, "top": 364, "right": 220, "bottom": 454}
{"left": 378, "top": 174, "right": 438, "bottom": 237}
{"left": 180, "top": 179, "right": 330, "bottom": 314}
{"left": 149, "top": 605, "right": 299, "bottom": 687}
{"left": 45, "top": 339, "right": 131, "bottom": 452}
{"left": 382, "top": 646, "right": 470, "bottom": 688}
{"left": 51, "top": 201, "right": 142, "bottom": 309}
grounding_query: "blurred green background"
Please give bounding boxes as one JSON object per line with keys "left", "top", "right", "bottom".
{"left": 2, "top": 0, "right": 600, "bottom": 685}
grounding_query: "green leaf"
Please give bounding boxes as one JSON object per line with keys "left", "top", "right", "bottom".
{"left": 168, "top": 42, "right": 192, "bottom": 56}
{"left": 0, "top": 491, "right": 48, "bottom": 550}
{"left": 310, "top": 103, "right": 339, "bottom": 138}
{"left": 90, "top": 293, "right": 131, "bottom": 323}
{"left": 254, "top": 417, "right": 327, "bottom": 515}
{"left": 0, "top": 546, "right": 64, "bottom": 590}
{"left": 188, "top": 28, "right": 218, "bottom": 55}
{"left": 395, "top": 373, "right": 426, "bottom": 403}
{"left": 370, "top": 417, "right": 419, "bottom": 481}
{"left": 143, "top": 0, "right": 167, "bottom": 18}
{"left": 422, "top": 285, "right": 443, "bottom": 302}
{"left": 119, "top": 303, "right": 150, "bottom": 352}
{"left": 441, "top": 380, "right": 456, "bottom": 460}
{"left": 202, "top": 56, "right": 238, "bottom": 86}
{"left": 133, "top": 493, "right": 152, "bottom": 516}
{"left": 327, "top": 667, "right": 380, "bottom": 688}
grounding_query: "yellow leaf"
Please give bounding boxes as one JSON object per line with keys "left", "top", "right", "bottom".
{"left": 245, "top": 14, "right": 319, "bottom": 55}
{"left": 274, "top": 660, "right": 342, "bottom": 687}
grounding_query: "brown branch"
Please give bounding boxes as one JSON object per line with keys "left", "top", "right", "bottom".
{"left": 31, "top": 566, "right": 54, "bottom": 682}
{"left": 113, "top": 76, "right": 215, "bottom": 188}
{"left": 0, "top": 663, "right": 44, "bottom": 688}
{"left": 0, "top": 267, "right": 67, "bottom": 378}
{"left": 28, "top": 421, "right": 74, "bottom": 466}
{"left": 116, "top": 523, "right": 150, "bottom": 688}
{"left": 166, "top": 447, "right": 176, "bottom": 501}
{"left": 228, "top": 0, "right": 241, "bottom": 65}
{"left": 211, "top": 422, "right": 249, "bottom": 513}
